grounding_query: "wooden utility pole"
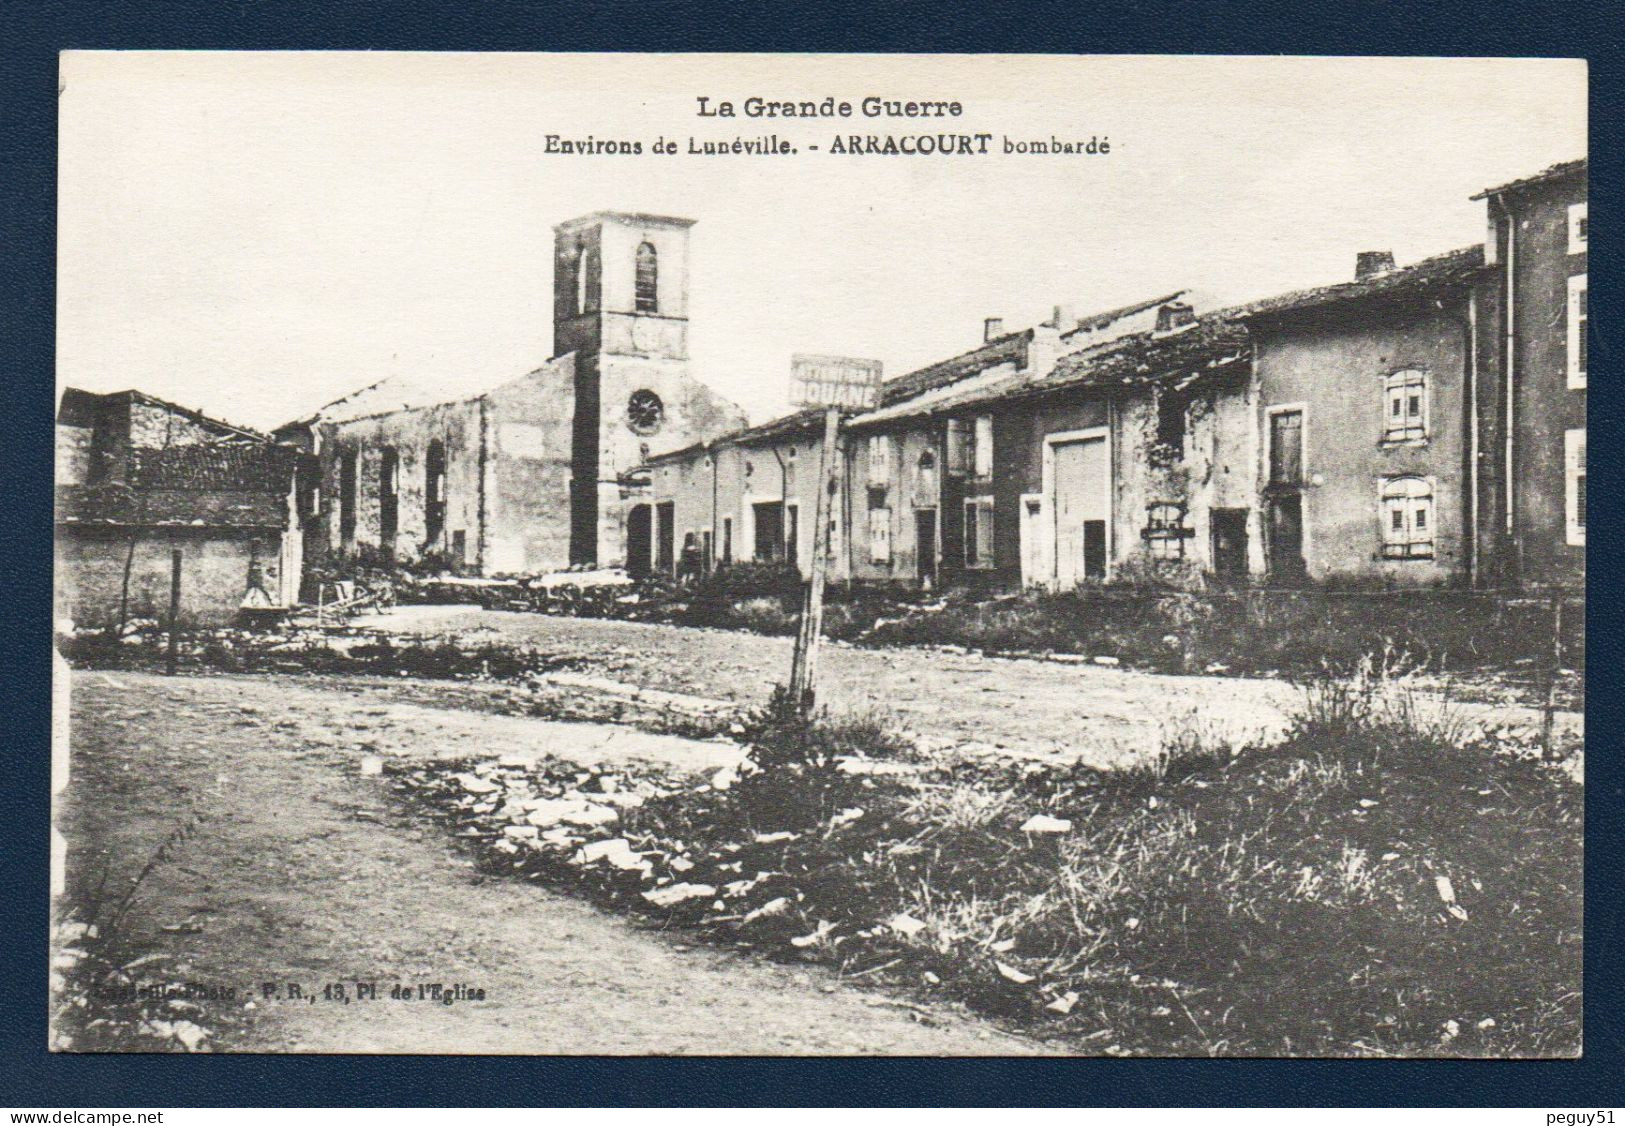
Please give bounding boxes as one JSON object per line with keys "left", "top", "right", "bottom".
{"left": 788, "top": 406, "right": 841, "bottom": 714}
{"left": 166, "top": 547, "right": 182, "bottom": 676}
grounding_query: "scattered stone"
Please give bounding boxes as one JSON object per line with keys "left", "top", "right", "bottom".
{"left": 753, "top": 831, "right": 798, "bottom": 844}
{"left": 743, "top": 897, "right": 791, "bottom": 923}
{"left": 503, "top": 825, "right": 539, "bottom": 841}
{"left": 887, "top": 912, "right": 927, "bottom": 938}
{"left": 642, "top": 882, "right": 717, "bottom": 908}
{"left": 359, "top": 755, "right": 384, "bottom": 776}
{"left": 790, "top": 920, "right": 835, "bottom": 948}
{"left": 1092, "top": 655, "right": 1121, "bottom": 667}
{"left": 989, "top": 938, "right": 1016, "bottom": 953}
{"left": 1019, "top": 814, "right": 1073, "bottom": 834}
{"left": 829, "top": 807, "right": 865, "bottom": 829}
{"left": 996, "top": 961, "right": 1035, "bottom": 984}
{"left": 452, "top": 773, "right": 501, "bottom": 795}
{"left": 1046, "top": 991, "right": 1079, "bottom": 1015}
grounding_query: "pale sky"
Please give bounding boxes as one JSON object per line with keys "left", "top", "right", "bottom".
{"left": 57, "top": 53, "right": 1585, "bottom": 431}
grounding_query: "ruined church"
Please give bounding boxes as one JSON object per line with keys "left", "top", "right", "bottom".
{"left": 277, "top": 212, "right": 747, "bottom": 577}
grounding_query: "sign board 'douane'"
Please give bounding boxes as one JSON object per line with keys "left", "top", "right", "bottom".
{"left": 791, "top": 353, "right": 883, "bottom": 411}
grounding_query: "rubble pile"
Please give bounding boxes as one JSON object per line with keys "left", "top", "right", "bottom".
{"left": 385, "top": 749, "right": 1133, "bottom": 1033}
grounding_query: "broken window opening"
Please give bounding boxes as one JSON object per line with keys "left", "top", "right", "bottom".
{"left": 1142, "top": 501, "right": 1193, "bottom": 562}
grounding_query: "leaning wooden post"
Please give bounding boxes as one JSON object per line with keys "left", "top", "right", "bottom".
{"left": 1540, "top": 591, "right": 1564, "bottom": 761}
{"left": 166, "top": 547, "right": 182, "bottom": 676}
{"left": 788, "top": 406, "right": 841, "bottom": 715}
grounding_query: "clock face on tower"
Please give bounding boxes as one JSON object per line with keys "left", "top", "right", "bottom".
{"left": 627, "top": 389, "right": 664, "bottom": 436}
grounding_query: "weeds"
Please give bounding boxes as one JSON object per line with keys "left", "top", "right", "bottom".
{"left": 391, "top": 661, "right": 1580, "bottom": 1056}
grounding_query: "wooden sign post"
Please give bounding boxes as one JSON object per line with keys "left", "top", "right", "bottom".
{"left": 788, "top": 406, "right": 841, "bottom": 712}
{"left": 786, "top": 354, "right": 882, "bottom": 716}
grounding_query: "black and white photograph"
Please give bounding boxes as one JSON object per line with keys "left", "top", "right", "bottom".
{"left": 49, "top": 52, "right": 1585, "bottom": 1058}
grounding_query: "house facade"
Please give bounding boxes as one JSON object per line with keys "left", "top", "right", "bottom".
{"left": 55, "top": 388, "right": 307, "bottom": 628}
{"left": 1475, "top": 160, "right": 1587, "bottom": 589}
{"left": 279, "top": 211, "right": 747, "bottom": 578}
{"left": 1238, "top": 248, "right": 1497, "bottom": 586}
{"left": 633, "top": 157, "right": 1585, "bottom": 597}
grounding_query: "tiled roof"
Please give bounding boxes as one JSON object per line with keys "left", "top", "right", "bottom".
{"left": 877, "top": 331, "right": 1032, "bottom": 406}
{"left": 1233, "top": 246, "right": 1486, "bottom": 323}
{"left": 1471, "top": 158, "right": 1586, "bottom": 201}
{"left": 1024, "top": 317, "right": 1250, "bottom": 400}
{"left": 131, "top": 443, "right": 301, "bottom": 490}
{"left": 58, "top": 443, "right": 300, "bottom": 529}
{"left": 852, "top": 316, "right": 1249, "bottom": 426}
{"left": 646, "top": 407, "right": 827, "bottom": 465}
{"left": 1062, "top": 290, "right": 1187, "bottom": 339}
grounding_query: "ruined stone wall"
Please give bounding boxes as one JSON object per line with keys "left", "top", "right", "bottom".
{"left": 485, "top": 359, "right": 576, "bottom": 575}
{"left": 1112, "top": 376, "right": 1257, "bottom": 581}
{"left": 320, "top": 398, "right": 485, "bottom": 568}
{"left": 55, "top": 526, "right": 281, "bottom": 628}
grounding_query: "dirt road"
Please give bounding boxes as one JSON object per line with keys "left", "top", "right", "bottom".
{"left": 59, "top": 670, "right": 1042, "bottom": 1054}
{"left": 361, "top": 606, "right": 1581, "bottom": 763}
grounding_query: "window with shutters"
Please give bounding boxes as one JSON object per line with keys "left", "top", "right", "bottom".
{"left": 1566, "top": 429, "right": 1586, "bottom": 546}
{"left": 868, "top": 506, "right": 892, "bottom": 564}
{"left": 1568, "top": 202, "right": 1588, "bottom": 255}
{"left": 972, "top": 415, "right": 994, "bottom": 479}
{"left": 963, "top": 497, "right": 995, "bottom": 568}
{"left": 1568, "top": 274, "right": 1587, "bottom": 389}
{"left": 634, "top": 241, "right": 658, "bottom": 313}
{"left": 946, "top": 418, "right": 973, "bottom": 476}
{"left": 1382, "top": 370, "right": 1429, "bottom": 443}
{"left": 867, "top": 433, "right": 891, "bottom": 486}
{"left": 1379, "top": 476, "right": 1434, "bottom": 560}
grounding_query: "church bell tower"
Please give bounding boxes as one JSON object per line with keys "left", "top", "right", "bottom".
{"left": 551, "top": 212, "right": 698, "bottom": 566}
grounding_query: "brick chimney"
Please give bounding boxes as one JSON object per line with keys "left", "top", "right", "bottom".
{"left": 1154, "top": 301, "right": 1197, "bottom": 334}
{"left": 1355, "top": 250, "right": 1396, "bottom": 280}
{"left": 1047, "top": 305, "right": 1074, "bottom": 330}
{"left": 983, "top": 317, "right": 1005, "bottom": 343}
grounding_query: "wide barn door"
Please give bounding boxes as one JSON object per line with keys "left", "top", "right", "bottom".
{"left": 1052, "top": 435, "right": 1107, "bottom": 588}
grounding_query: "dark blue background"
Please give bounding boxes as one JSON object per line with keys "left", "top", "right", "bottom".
{"left": 3, "top": 0, "right": 1618, "bottom": 1107}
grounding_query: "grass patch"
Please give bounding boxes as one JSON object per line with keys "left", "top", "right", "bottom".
{"left": 388, "top": 673, "right": 1580, "bottom": 1056}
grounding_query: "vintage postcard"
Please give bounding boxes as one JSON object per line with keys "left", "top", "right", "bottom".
{"left": 51, "top": 52, "right": 1585, "bottom": 1057}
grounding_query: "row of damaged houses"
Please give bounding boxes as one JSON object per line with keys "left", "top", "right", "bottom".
{"left": 55, "top": 158, "right": 1585, "bottom": 629}
{"left": 642, "top": 159, "right": 1587, "bottom": 592}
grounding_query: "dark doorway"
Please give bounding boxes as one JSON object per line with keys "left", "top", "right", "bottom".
{"left": 379, "top": 448, "right": 399, "bottom": 551}
{"left": 1211, "top": 508, "right": 1250, "bottom": 580}
{"left": 753, "top": 501, "right": 785, "bottom": 562}
{"left": 1267, "top": 495, "right": 1305, "bottom": 578}
{"left": 915, "top": 509, "right": 938, "bottom": 586}
{"left": 1082, "top": 519, "right": 1107, "bottom": 580}
{"left": 338, "top": 450, "right": 358, "bottom": 547}
{"left": 784, "top": 504, "right": 800, "bottom": 573}
{"left": 655, "top": 502, "right": 676, "bottom": 575}
{"left": 626, "top": 504, "right": 652, "bottom": 578}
